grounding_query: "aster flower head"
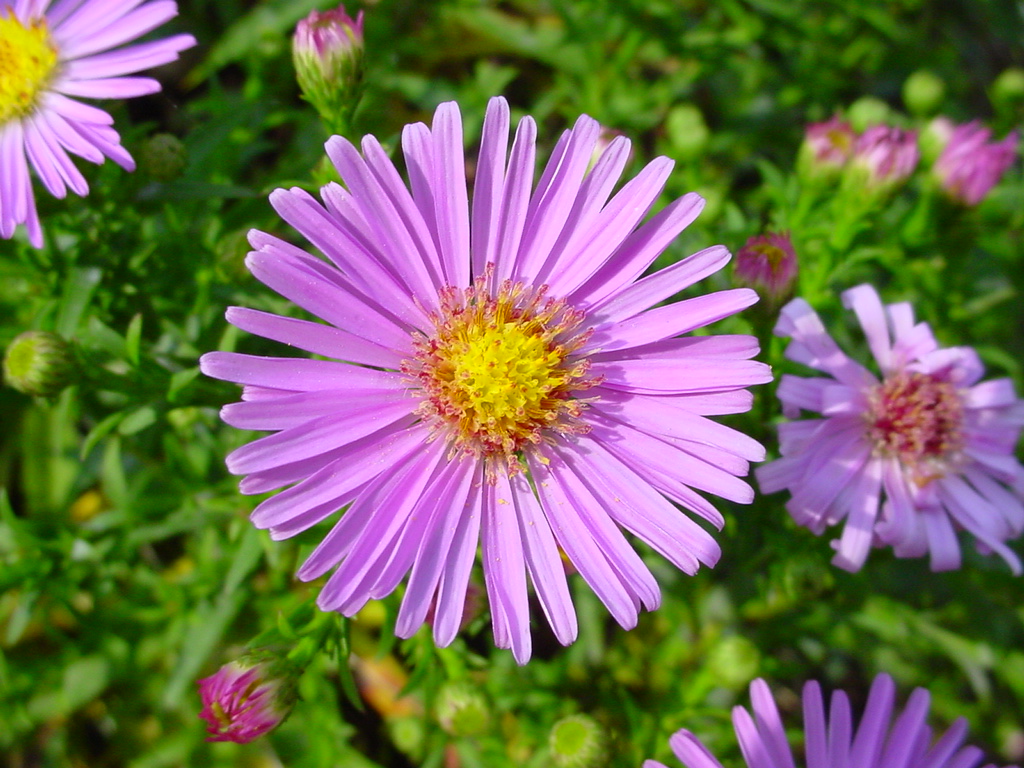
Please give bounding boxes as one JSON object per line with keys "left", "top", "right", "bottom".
{"left": 200, "top": 96, "right": 771, "bottom": 663}
{"left": 797, "top": 115, "right": 857, "bottom": 180}
{"left": 733, "top": 232, "right": 798, "bottom": 310}
{"left": 757, "top": 284, "right": 1024, "bottom": 573}
{"left": 0, "top": 0, "right": 196, "bottom": 247}
{"left": 197, "top": 657, "right": 299, "bottom": 743}
{"left": 646, "top": 674, "right": 1017, "bottom": 768}
{"left": 292, "top": 4, "right": 364, "bottom": 130}
{"left": 846, "top": 125, "right": 919, "bottom": 193}
{"left": 932, "top": 120, "right": 1018, "bottom": 206}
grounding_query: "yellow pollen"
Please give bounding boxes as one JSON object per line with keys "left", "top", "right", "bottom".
{"left": 0, "top": 15, "right": 58, "bottom": 125}
{"left": 405, "top": 271, "right": 598, "bottom": 475}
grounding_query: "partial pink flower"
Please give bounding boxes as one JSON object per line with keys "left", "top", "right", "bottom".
{"left": 0, "top": 0, "right": 196, "bottom": 247}
{"left": 198, "top": 659, "right": 296, "bottom": 743}
{"left": 933, "top": 120, "right": 1018, "bottom": 206}
{"left": 758, "top": 284, "right": 1024, "bottom": 573}
{"left": 646, "top": 674, "right": 1017, "bottom": 768}
{"left": 200, "top": 96, "right": 771, "bottom": 663}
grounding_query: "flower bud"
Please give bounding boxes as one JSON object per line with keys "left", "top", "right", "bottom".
{"left": 3, "top": 330, "right": 78, "bottom": 397}
{"left": 797, "top": 116, "right": 856, "bottom": 181}
{"left": 902, "top": 70, "right": 945, "bottom": 117}
{"left": 589, "top": 125, "right": 632, "bottom": 171}
{"left": 918, "top": 116, "right": 955, "bottom": 166}
{"left": 139, "top": 133, "right": 187, "bottom": 181}
{"left": 549, "top": 714, "right": 607, "bottom": 768}
{"left": 292, "top": 4, "right": 364, "bottom": 133}
{"left": 992, "top": 67, "right": 1024, "bottom": 113}
{"left": 197, "top": 656, "right": 299, "bottom": 743}
{"left": 932, "top": 120, "right": 1018, "bottom": 206}
{"left": 734, "top": 232, "right": 797, "bottom": 310}
{"left": 845, "top": 125, "right": 919, "bottom": 194}
{"left": 705, "top": 635, "right": 761, "bottom": 690}
{"left": 846, "top": 96, "right": 892, "bottom": 132}
{"left": 664, "top": 103, "right": 709, "bottom": 160}
{"left": 435, "top": 681, "right": 490, "bottom": 737}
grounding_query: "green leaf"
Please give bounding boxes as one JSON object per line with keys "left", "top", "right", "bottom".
{"left": 125, "top": 314, "right": 143, "bottom": 367}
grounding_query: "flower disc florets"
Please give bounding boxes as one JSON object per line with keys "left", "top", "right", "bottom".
{"left": 866, "top": 370, "right": 964, "bottom": 475}
{"left": 0, "top": 15, "right": 58, "bottom": 125}
{"left": 405, "top": 269, "right": 598, "bottom": 473}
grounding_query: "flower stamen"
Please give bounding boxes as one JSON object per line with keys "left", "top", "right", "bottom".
{"left": 0, "top": 15, "right": 59, "bottom": 125}
{"left": 404, "top": 267, "right": 599, "bottom": 476}
{"left": 866, "top": 370, "right": 964, "bottom": 483}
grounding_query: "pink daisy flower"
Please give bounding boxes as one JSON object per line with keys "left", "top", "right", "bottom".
{"left": 0, "top": 0, "right": 196, "bottom": 247}
{"left": 648, "top": 674, "right": 1016, "bottom": 768}
{"left": 200, "top": 96, "right": 771, "bottom": 663}
{"left": 758, "top": 284, "right": 1024, "bottom": 573}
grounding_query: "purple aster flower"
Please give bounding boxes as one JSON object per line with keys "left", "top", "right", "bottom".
{"left": 848, "top": 125, "right": 919, "bottom": 192}
{"left": 200, "top": 96, "right": 771, "bottom": 663}
{"left": 933, "top": 120, "right": 1018, "bottom": 206}
{"left": 198, "top": 658, "right": 298, "bottom": 743}
{"left": 646, "top": 674, "right": 1017, "bottom": 768}
{"left": 0, "top": 0, "right": 195, "bottom": 248}
{"left": 758, "top": 284, "right": 1024, "bottom": 573}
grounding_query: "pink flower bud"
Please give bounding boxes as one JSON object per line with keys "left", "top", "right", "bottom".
{"left": 293, "top": 4, "right": 365, "bottom": 131}
{"left": 198, "top": 659, "right": 297, "bottom": 743}
{"left": 798, "top": 116, "right": 857, "bottom": 179}
{"left": 933, "top": 120, "right": 1018, "bottom": 205}
{"left": 734, "top": 232, "right": 798, "bottom": 308}
{"left": 848, "top": 125, "right": 919, "bottom": 192}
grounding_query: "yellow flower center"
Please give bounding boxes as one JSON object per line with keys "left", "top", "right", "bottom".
{"left": 865, "top": 370, "right": 964, "bottom": 485}
{"left": 406, "top": 271, "right": 598, "bottom": 475}
{"left": 0, "top": 14, "right": 58, "bottom": 125}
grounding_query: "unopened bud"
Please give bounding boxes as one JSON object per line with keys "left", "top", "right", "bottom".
{"left": 734, "top": 232, "right": 798, "bottom": 310}
{"left": 705, "top": 635, "right": 761, "bottom": 690}
{"left": 992, "top": 68, "right": 1024, "bottom": 112}
{"left": 665, "top": 103, "right": 709, "bottom": 160}
{"left": 4, "top": 330, "right": 77, "bottom": 397}
{"left": 435, "top": 681, "right": 490, "bottom": 737}
{"left": 902, "top": 70, "right": 945, "bottom": 117}
{"left": 847, "top": 96, "right": 892, "bottom": 132}
{"left": 797, "top": 116, "right": 856, "bottom": 181}
{"left": 197, "top": 655, "right": 299, "bottom": 743}
{"left": 845, "top": 125, "right": 919, "bottom": 194}
{"left": 139, "top": 133, "right": 187, "bottom": 181}
{"left": 549, "top": 714, "right": 606, "bottom": 768}
{"left": 933, "top": 120, "right": 1018, "bottom": 206}
{"left": 293, "top": 4, "right": 364, "bottom": 133}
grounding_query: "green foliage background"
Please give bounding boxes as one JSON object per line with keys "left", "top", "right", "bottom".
{"left": 1, "top": 1, "right": 1023, "bottom": 766}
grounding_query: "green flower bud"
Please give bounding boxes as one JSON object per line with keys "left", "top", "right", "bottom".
{"left": 847, "top": 96, "right": 892, "bottom": 132}
{"left": 705, "top": 635, "right": 761, "bottom": 690}
{"left": 902, "top": 70, "right": 945, "bottom": 117}
{"left": 139, "top": 133, "right": 187, "bottom": 181}
{"left": 664, "top": 103, "right": 709, "bottom": 160}
{"left": 435, "top": 681, "right": 489, "bottom": 737}
{"left": 992, "top": 68, "right": 1024, "bottom": 112}
{"left": 3, "top": 330, "right": 78, "bottom": 397}
{"left": 549, "top": 714, "right": 606, "bottom": 768}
